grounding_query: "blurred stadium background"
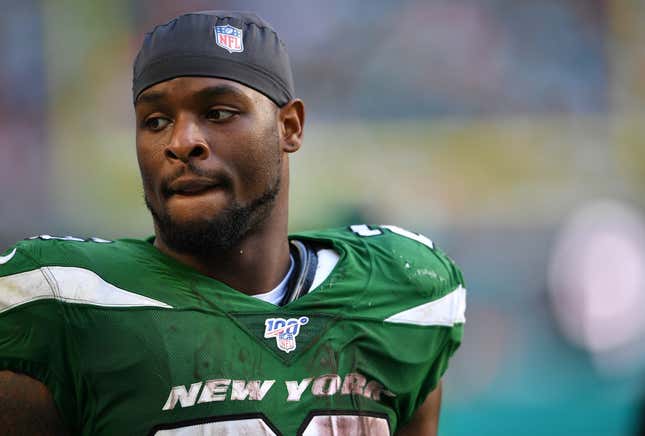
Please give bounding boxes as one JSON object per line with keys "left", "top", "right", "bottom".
{"left": 1, "top": 0, "right": 644, "bottom": 434}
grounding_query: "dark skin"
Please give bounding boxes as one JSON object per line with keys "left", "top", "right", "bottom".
{"left": 136, "top": 77, "right": 304, "bottom": 294}
{"left": 0, "top": 77, "right": 442, "bottom": 435}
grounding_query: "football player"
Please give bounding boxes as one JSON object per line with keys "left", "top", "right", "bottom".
{"left": 0, "top": 11, "right": 466, "bottom": 435}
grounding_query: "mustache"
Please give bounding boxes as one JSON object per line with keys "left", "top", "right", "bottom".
{"left": 160, "top": 162, "right": 233, "bottom": 198}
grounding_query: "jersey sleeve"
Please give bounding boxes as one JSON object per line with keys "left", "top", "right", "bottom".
{"left": 388, "top": 256, "right": 465, "bottom": 428}
{"left": 0, "top": 241, "right": 79, "bottom": 431}
{"left": 350, "top": 225, "right": 466, "bottom": 428}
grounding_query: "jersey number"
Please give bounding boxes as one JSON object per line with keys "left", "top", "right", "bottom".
{"left": 350, "top": 224, "right": 434, "bottom": 250}
{"left": 152, "top": 413, "right": 389, "bottom": 435}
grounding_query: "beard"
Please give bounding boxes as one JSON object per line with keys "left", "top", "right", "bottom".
{"left": 145, "top": 169, "right": 281, "bottom": 257}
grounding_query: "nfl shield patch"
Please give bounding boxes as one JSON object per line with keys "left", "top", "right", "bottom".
{"left": 264, "top": 316, "right": 309, "bottom": 353}
{"left": 214, "top": 24, "right": 244, "bottom": 53}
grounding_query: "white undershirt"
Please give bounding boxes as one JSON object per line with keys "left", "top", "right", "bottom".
{"left": 252, "top": 248, "right": 340, "bottom": 306}
{"left": 252, "top": 255, "right": 295, "bottom": 305}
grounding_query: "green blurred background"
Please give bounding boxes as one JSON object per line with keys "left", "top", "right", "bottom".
{"left": 1, "top": 0, "right": 644, "bottom": 434}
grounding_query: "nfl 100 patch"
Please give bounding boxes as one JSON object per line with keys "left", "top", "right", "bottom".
{"left": 214, "top": 24, "right": 244, "bottom": 53}
{"left": 264, "top": 316, "right": 309, "bottom": 353}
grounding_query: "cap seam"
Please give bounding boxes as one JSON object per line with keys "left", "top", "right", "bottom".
{"left": 134, "top": 53, "right": 291, "bottom": 98}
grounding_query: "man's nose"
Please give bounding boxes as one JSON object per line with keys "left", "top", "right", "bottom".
{"left": 165, "top": 117, "right": 210, "bottom": 162}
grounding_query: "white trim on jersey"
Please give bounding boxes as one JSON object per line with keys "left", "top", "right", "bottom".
{"left": 0, "top": 248, "right": 17, "bottom": 265}
{"left": 153, "top": 417, "right": 277, "bottom": 435}
{"left": 384, "top": 285, "right": 466, "bottom": 327}
{"left": 310, "top": 248, "right": 340, "bottom": 291}
{"left": 0, "top": 267, "right": 172, "bottom": 313}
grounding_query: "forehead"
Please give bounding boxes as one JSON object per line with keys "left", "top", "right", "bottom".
{"left": 135, "top": 76, "right": 272, "bottom": 107}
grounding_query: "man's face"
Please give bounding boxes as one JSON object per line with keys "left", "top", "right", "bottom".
{"left": 134, "top": 77, "right": 283, "bottom": 255}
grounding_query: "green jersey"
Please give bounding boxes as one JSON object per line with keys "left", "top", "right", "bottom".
{"left": 0, "top": 225, "right": 465, "bottom": 435}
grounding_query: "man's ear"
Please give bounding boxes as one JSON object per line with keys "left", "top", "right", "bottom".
{"left": 278, "top": 99, "right": 305, "bottom": 153}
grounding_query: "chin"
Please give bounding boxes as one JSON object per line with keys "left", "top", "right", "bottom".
{"left": 153, "top": 201, "right": 255, "bottom": 256}
{"left": 146, "top": 175, "right": 280, "bottom": 256}
{"left": 164, "top": 198, "right": 232, "bottom": 225}
{"left": 165, "top": 206, "right": 226, "bottom": 227}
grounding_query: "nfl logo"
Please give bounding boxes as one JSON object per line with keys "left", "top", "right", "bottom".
{"left": 214, "top": 24, "right": 244, "bottom": 53}
{"left": 264, "top": 316, "right": 309, "bottom": 354}
{"left": 277, "top": 332, "right": 296, "bottom": 353}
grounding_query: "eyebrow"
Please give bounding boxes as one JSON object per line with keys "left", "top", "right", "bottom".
{"left": 135, "top": 83, "right": 250, "bottom": 106}
{"left": 195, "top": 84, "right": 249, "bottom": 102}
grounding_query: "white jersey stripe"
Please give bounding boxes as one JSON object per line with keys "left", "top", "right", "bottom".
{"left": 0, "top": 267, "right": 172, "bottom": 313}
{"left": 0, "top": 249, "right": 17, "bottom": 265}
{"left": 384, "top": 285, "right": 466, "bottom": 327}
{"left": 310, "top": 248, "right": 340, "bottom": 291}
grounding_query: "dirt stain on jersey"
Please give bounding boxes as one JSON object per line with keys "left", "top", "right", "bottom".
{"left": 316, "top": 342, "right": 338, "bottom": 373}
{"left": 239, "top": 347, "right": 251, "bottom": 362}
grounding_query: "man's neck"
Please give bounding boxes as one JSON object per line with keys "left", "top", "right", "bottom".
{"left": 154, "top": 220, "right": 291, "bottom": 296}
{"left": 153, "top": 184, "right": 292, "bottom": 296}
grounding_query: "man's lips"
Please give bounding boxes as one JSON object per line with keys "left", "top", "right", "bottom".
{"left": 166, "top": 177, "right": 223, "bottom": 196}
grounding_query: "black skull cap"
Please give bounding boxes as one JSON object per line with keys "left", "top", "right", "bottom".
{"left": 132, "top": 11, "right": 295, "bottom": 106}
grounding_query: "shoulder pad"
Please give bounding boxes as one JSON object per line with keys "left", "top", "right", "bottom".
{"left": 354, "top": 224, "right": 463, "bottom": 291}
{"left": 0, "top": 239, "right": 43, "bottom": 277}
{"left": 0, "top": 236, "right": 170, "bottom": 313}
{"left": 347, "top": 224, "right": 466, "bottom": 327}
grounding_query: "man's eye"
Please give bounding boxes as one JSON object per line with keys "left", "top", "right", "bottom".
{"left": 206, "top": 109, "right": 235, "bottom": 121}
{"left": 144, "top": 117, "right": 170, "bottom": 131}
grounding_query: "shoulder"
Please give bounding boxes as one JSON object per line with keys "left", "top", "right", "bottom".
{"left": 0, "top": 235, "right": 169, "bottom": 314}
{"left": 366, "top": 224, "right": 464, "bottom": 299}
{"left": 0, "top": 235, "right": 166, "bottom": 283}
{"left": 299, "top": 225, "right": 466, "bottom": 328}
{"left": 0, "top": 234, "right": 143, "bottom": 274}
{"left": 295, "top": 225, "right": 465, "bottom": 298}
